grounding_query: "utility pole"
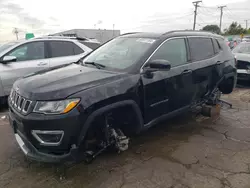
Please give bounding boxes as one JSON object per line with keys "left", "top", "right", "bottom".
{"left": 192, "top": 1, "right": 202, "bottom": 30}
{"left": 13, "top": 28, "right": 19, "bottom": 40}
{"left": 245, "top": 20, "right": 248, "bottom": 29}
{"left": 218, "top": 5, "right": 227, "bottom": 34}
{"left": 112, "top": 24, "right": 115, "bottom": 38}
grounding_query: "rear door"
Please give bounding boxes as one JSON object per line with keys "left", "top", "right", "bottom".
{"left": 0, "top": 41, "right": 49, "bottom": 95}
{"left": 47, "top": 40, "right": 88, "bottom": 67}
{"left": 142, "top": 37, "right": 196, "bottom": 123}
{"left": 187, "top": 37, "right": 218, "bottom": 101}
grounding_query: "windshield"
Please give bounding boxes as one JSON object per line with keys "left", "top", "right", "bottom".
{"left": 81, "top": 37, "right": 155, "bottom": 70}
{"left": 232, "top": 43, "right": 250, "bottom": 54}
{"left": 0, "top": 41, "right": 20, "bottom": 53}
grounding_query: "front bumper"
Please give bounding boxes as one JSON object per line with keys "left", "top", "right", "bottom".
{"left": 237, "top": 69, "right": 250, "bottom": 80}
{"left": 8, "top": 103, "right": 84, "bottom": 163}
{"left": 13, "top": 131, "right": 78, "bottom": 163}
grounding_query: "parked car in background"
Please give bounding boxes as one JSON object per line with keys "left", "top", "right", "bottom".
{"left": 232, "top": 42, "right": 250, "bottom": 81}
{"left": 0, "top": 36, "right": 101, "bottom": 104}
{"left": 8, "top": 31, "right": 236, "bottom": 163}
{"left": 242, "top": 36, "right": 250, "bottom": 42}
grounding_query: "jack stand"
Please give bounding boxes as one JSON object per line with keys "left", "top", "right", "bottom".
{"left": 218, "top": 99, "right": 232, "bottom": 108}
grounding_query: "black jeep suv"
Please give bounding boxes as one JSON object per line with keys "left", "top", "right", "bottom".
{"left": 8, "top": 31, "right": 236, "bottom": 163}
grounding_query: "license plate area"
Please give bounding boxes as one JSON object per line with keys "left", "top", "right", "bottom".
{"left": 9, "top": 110, "right": 24, "bottom": 134}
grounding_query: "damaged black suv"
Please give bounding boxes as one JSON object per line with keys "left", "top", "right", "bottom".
{"left": 8, "top": 31, "right": 236, "bottom": 163}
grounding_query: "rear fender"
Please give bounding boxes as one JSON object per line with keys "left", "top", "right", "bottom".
{"left": 0, "top": 78, "right": 5, "bottom": 97}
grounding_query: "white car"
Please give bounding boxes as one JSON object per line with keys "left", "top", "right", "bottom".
{"left": 232, "top": 42, "right": 250, "bottom": 81}
{"left": 0, "top": 36, "right": 100, "bottom": 103}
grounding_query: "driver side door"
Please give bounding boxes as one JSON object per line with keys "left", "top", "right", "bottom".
{"left": 0, "top": 41, "right": 49, "bottom": 96}
{"left": 141, "top": 37, "right": 196, "bottom": 124}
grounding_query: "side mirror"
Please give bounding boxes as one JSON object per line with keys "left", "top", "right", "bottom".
{"left": 142, "top": 59, "right": 171, "bottom": 78}
{"left": 0, "top": 56, "right": 17, "bottom": 64}
{"left": 148, "top": 59, "right": 171, "bottom": 70}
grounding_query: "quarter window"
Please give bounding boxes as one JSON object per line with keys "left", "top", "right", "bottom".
{"left": 188, "top": 38, "right": 214, "bottom": 61}
{"left": 150, "top": 38, "right": 188, "bottom": 67}
{"left": 212, "top": 38, "right": 220, "bottom": 54}
{"left": 6, "top": 42, "right": 45, "bottom": 62}
{"left": 74, "top": 45, "right": 84, "bottom": 55}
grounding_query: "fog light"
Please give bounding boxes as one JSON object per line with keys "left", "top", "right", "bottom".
{"left": 31, "top": 130, "right": 64, "bottom": 146}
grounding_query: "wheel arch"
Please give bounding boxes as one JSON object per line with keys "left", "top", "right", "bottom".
{"left": 77, "top": 100, "right": 144, "bottom": 146}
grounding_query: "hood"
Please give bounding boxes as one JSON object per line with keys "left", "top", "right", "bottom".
{"left": 14, "top": 63, "right": 127, "bottom": 100}
{"left": 233, "top": 53, "right": 250, "bottom": 62}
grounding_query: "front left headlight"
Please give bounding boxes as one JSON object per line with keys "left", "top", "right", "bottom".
{"left": 33, "top": 98, "right": 80, "bottom": 114}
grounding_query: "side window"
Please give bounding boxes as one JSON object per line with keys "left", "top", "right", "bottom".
{"left": 212, "top": 38, "right": 220, "bottom": 54}
{"left": 150, "top": 38, "right": 187, "bottom": 67}
{"left": 218, "top": 39, "right": 230, "bottom": 51}
{"left": 73, "top": 45, "right": 84, "bottom": 55}
{"left": 6, "top": 42, "right": 45, "bottom": 62}
{"left": 188, "top": 38, "right": 214, "bottom": 61}
{"left": 50, "top": 41, "right": 75, "bottom": 58}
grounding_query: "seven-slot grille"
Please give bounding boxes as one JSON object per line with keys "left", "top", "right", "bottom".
{"left": 10, "top": 89, "right": 32, "bottom": 114}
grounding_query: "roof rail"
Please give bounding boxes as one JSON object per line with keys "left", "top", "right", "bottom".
{"left": 120, "top": 32, "right": 141, "bottom": 36}
{"left": 162, "top": 30, "right": 217, "bottom": 35}
{"left": 37, "top": 35, "right": 90, "bottom": 41}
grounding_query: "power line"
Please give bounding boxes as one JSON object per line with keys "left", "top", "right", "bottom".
{"left": 139, "top": 13, "right": 193, "bottom": 25}
{"left": 192, "top": 1, "right": 202, "bottom": 30}
{"left": 199, "top": 5, "right": 218, "bottom": 9}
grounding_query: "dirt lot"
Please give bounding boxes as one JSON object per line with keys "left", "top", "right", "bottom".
{"left": 0, "top": 86, "right": 250, "bottom": 188}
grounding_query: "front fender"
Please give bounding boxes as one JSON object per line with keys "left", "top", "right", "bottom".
{"left": 77, "top": 100, "right": 144, "bottom": 146}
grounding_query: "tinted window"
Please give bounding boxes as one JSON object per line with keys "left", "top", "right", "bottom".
{"left": 73, "top": 45, "right": 84, "bottom": 55}
{"left": 6, "top": 42, "right": 45, "bottom": 62}
{"left": 188, "top": 38, "right": 214, "bottom": 61}
{"left": 80, "top": 41, "right": 100, "bottom": 50}
{"left": 212, "top": 38, "right": 220, "bottom": 54}
{"left": 50, "top": 41, "right": 75, "bottom": 58}
{"left": 150, "top": 38, "right": 187, "bottom": 67}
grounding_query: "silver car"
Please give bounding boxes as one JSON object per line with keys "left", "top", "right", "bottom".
{"left": 0, "top": 36, "right": 100, "bottom": 101}
{"left": 232, "top": 42, "right": 250, "bottom": 81}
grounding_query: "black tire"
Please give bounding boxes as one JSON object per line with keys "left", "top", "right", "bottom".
{"left": 219, "top": 77, "right": 235, "bottom": 94}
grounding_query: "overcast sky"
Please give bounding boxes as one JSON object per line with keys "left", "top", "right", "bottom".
{"left": 0, "top": 0, "right": 250, "bottom": 42}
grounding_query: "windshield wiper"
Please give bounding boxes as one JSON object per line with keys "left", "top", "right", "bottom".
{"left": 84, "top": 61, "right": 106, "bottom": 69}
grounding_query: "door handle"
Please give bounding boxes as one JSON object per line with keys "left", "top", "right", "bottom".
{"left": 37, "top": 62, "right": 48, "bottom": 66}
{"left": 182, "top": 69, "right": 192, "bottom": 74}
{"left": 216, "top": 61, "right": 222, "bottom": 65}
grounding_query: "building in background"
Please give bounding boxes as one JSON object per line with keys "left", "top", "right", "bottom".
{"left": 50, "top": 29, "right": 120, "bottom": 44}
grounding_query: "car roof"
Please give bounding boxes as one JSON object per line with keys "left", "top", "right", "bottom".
{"left": 120, "top": 30, "right": 224, "bottom": 40}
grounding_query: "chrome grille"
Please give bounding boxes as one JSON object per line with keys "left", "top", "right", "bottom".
{"left": 10, "top": 89, "right": 32, "bottom": 114}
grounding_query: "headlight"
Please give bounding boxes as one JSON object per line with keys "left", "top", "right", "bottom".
{"left": 33, "top": 98, "right": 80, "bottom": 114}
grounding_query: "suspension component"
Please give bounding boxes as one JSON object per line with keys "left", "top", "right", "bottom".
{"left": 83, "top": 118, "right": 129, "bottom": 164}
